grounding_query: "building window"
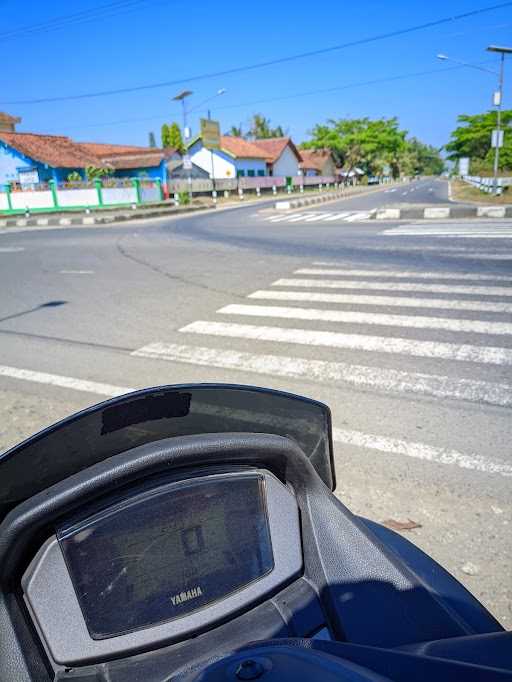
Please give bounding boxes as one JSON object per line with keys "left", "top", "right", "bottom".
{"left": 237, "top": 170, "right": 245, "bottom": 177}
{"left": 257, "top": 170, "right": 265, "bottom": 177}
{"left": 247, "top": 170, "right": 255, "bottom": 177}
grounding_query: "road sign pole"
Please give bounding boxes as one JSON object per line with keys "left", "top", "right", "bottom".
{"left": 492, "top": 52, "right": 505, "bottom": 195}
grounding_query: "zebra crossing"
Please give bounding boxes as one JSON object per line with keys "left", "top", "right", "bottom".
{"left": 382, "top": 223, "right": 512, "bottom": 239}
{"left": 263, "top": 210, "right": 375, "bottom": 224}
{"left": 133, "top": 263, "right": 512, "bottom": 412}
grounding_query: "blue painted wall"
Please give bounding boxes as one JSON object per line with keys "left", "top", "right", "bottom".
{"left": 0, "top": 141, "right": 166, "bottom": 186}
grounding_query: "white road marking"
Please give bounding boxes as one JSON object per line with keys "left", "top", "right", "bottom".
{"left": 295, "top": 268, "right": 512, "bottom": 282}
{"left": 332, "top": 428, "right": 512, "bottom": 477}
{"left": 344, "top": 211, "right": 373, "bottom": 222}
{"left": 444, "top": 253, "right": 512, "bottom": 260}
{"left": 248, "top": 289, "right": 512, "bottom": 314}
{"left": 303, "top": 212, "right": 334, "bottom": 222}
{"left": 267, "top": 214, "right": 296, "bottom": 223}
{"left": 59, "top": 270, "right": 95, "bottom": 274}
{"left": 179, "top": 320, "right": 512, "bottom": 366}
{"left": 132, "top": 342, "right": 512, "bottom": 408}
{"left": 287, "top": 212, "right": 317, "bottom": 222}
{"left": 273, "top": 278, "right": 512, "bottom": 297}
{"left": 323, "top": 212, "right": 352, "bottom": 221}
{"left": 1, "top": 362, "right": 508, "bottom": 476}
{"left": 218, "top": 303, "right": 512, "bottom": 336}
{"left": 0, "top": 365, "right": 131, "bottom": 397}
{"left": 0, "top": 247, "right": 24, "bottom": 253}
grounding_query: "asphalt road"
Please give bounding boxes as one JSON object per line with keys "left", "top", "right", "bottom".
{"left": 1, "top": 178, "right": 511, "bottom": 625}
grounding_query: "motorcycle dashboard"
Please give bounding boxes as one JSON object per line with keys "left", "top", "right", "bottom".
{"left": 22, "top": 470, "right": 302, "bottom": 667}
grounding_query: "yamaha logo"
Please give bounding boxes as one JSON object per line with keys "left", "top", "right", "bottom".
{"left": 171, "top": 586, "right": 203, "bottom": 606}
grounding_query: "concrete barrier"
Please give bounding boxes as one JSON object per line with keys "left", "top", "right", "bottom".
{"left": 477, "top": 206, "right": 506, "bottom": 218}
{"left": 424, "top": 207, "right": 451, "bottom": 219}
{"left": 376, "top": 208, "right": 401, "bottom": 220}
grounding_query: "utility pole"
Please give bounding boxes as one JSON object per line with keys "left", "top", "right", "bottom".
{"left": 486, "top": 46, "right": 511, "bottom": 196}
{"left": 172, "top": 90, "right": 193, "bottom": 199}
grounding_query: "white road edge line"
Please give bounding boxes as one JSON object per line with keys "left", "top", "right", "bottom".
{"left": 332, "top": 428, "right": 512, "bottom": 477}
{"left": 1, "top": 362, "right": 509, "bottom": 476}
{"left": 179, "top": 320, "right": 512, "bottom": 366}
{"left": 218, "top": 303, "right": 512, "bottom": 336}
{"left": 0, "top": 365, "right": 131, "bottom": 397}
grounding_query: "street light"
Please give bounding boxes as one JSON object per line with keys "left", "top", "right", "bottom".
{"left": 436, "top": 54, "right": 498, "bottom": 76}
{"left": 172, "top": 90, "right": 193, "bottom": 199}
{"left": 486, "top": 46, "right": 512, "bottom": 195}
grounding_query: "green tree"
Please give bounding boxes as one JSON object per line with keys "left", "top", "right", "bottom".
{"left": 85, "top": 166, "right": 113, "bottom": 181}
{"left": 302, "top": 117, "right": 408, "bottom": 178}
{"left": 161, "top": 123, "right": 170, "bottom": 148}
{"left": 148, "top": 131, "right": 157, "bottom": 148}
{"left": 226, "top": 124, "right": 243, "bottom": 137}
{"left": 445, "top": 110, "right": 512, "bottom": 173}
{"left": 248, "top": 114, "right": 286, "bottom": 139}
{"left": 167, "top": 122, "right": 184, "bottom": 152}
{"left": 67, "top": 171, "right": 82, "bottom": 182}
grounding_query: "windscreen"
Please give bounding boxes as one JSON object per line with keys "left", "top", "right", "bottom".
{"left": 0, "top": 384, "right": 334, "bottom": 515}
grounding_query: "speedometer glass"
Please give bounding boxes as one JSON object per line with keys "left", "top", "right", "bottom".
{"left": 57, "top": 475, "right": 274, "bottom": 639}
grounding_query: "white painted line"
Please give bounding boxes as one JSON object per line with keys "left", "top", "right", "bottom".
{"left": 218, "top": 303, "right": 512, "bottom": 336}
{"left": 286, "top": 213, "right": 316, "bottom": 222}
{"left": 248, "top": 289, "right": 512, "bottom": 314}
{"left": 0, "top": 247, "right": 24, "bottom": 253}
{"left": 267, "top": 214, "right": 295, "bottom": 223}
{"left": 332, "top": 428, "right": 512, "bottom": 477}
{"left": 302, "top": 212, "right": 334, "bottom": 222}
{"left": 344, "top": 212, "right": 372, "bottom": 222}
{"left": 59, "top": 270, "right": 95, "bottom": 274}
{"left": 445, "top": 253, "right": 512, "bottom": 260}
{"left": 1, "top": 362, "right": 508, "bottom": 476}
{"left": 0, "top": 365, "right": 131, "bottom": 397}
{"left": 323, "top": 212, "right": 351, "bottom": 221}
{"left": 295, "top": 268, "right": 512, "bottom": 282}
{"left": 383, "top": 233, "right": 512, "bottom": 239}
{"left": 272, "top": 278, "right": 512, "bottom": 297}
{"left": 131, "top": 342, "right": 512, "bottom": 408}
{"left": 179, "top": 320, "right": 512, "bottom": 366}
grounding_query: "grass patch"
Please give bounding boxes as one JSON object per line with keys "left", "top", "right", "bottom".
{"left": 451, "top": 179, "right": 511, "bottom": 205}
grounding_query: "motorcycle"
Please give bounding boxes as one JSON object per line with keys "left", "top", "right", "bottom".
{"left": 0, "top": 384, "right": 509, "bottom": 681}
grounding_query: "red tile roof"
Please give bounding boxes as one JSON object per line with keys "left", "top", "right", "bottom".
{"left": 219, "top": 136, "right": 269, "bottom": 159}
{"left": 252, "top": 137, "right": 302, "bottom": 163}
{"left": 79, "top": 142, "right": 178, "bottom": 169}
{"left": 299, "top": 148, "right": 333, "bottom": 171}
{"left": 0, "top": 132, "right": 102, "bottom": 168}
{"left": 79, "top": 142, "right": 149, "bottom": 156}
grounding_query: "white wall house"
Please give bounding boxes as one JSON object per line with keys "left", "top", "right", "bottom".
{"left": 188, "top": 136, "right": 268, "bottom": 179}
{"left": 251, "top": 138, "right": 302, "bottom": 177}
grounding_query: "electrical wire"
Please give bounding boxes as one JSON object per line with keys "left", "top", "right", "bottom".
{"left": 2, "top": 1, "right": 511, "bottom": 106}
{"left": 46, "top": 60, "right": 495, "bottom": 133}
{"left": 0, "top": 0, "right": 154, "bottom": 42}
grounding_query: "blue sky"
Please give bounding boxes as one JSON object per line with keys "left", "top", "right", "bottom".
{"left": 2, "top": 0, "right": 511, "bottom": 148}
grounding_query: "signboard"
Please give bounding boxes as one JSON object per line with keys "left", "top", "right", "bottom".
{"left": 18, "top": 168, "right": 39, "bottom": 185}
{"left": 491, "top": 130, "right": 504, "bottom": 149}
{"left": 458, "top": 157, "right": 470, "bottom": 176}
{"left": 200, "top": 118, "right": 221, "bottom": 150}
{"left": 493, "top": 91, "right": 501, "bottom": 106}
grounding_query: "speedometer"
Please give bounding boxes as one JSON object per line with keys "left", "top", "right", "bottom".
{"left": 58, "top": 475, "right": 274, "bottom": 638}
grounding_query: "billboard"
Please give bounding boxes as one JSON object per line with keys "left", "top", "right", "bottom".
{"left": 458, "top": 157, "right": 470, "bottom": 176}
{"left": 200, "top": 118, "right": 221, "bottom": 150}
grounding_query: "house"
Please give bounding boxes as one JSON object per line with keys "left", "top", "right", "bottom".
{"left": 299, "top": 149, "right": 337, "bottom": 177}
{"left": 251, "top": 137, "right": 302, "bottom": 177}
{"left": 0, "top": 113, "right": 178, "bottom": 186}
{"left": 78, "top": 142, "right": 179, "bottom": 182}
{"left": 188, "top": 135, "right": 269, "bottom": 178}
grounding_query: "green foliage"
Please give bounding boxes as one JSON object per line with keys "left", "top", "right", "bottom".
{"left": 162, "top": 122, "right": 184, "bottom": 152}
{"left": 248, "top": 114, "right": 286, "bottom": 139}
{"left": 66, "top": 171, "right": 82, "bottom": 182}
{"left": 227, "top": 124, "right": 243, "bottom": 137}
{"left": 85, "top": 166, "right": 113, "bottom": 181}
{"left": 302, "top": 117, "right": 443, "bottom": 177}
{"left": 161, "top": 123, "right": 170, "bottom": 148}
{"left": 177, "top": 190, "right": 190, "bottom": 205}
{"left": 445, "top": 110, "right": 512, "bottom": 172}
{"left": 148, "top": 131, "right": 157, "bottom": 148}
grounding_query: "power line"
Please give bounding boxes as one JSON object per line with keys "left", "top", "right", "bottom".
{"left": 0, "top": 0, "right": 154, "bottom": 42}
{"left": 47, "top": 61, "right": 494, "bottom": 133}
{"left": 2, "top": 1, "right": 511, "bottom": 106}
